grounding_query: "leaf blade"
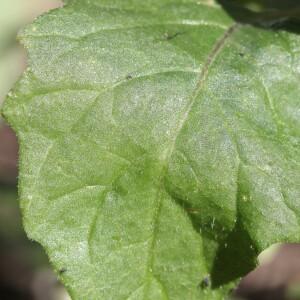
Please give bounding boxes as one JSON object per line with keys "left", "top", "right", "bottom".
{"left": 2, "top": 1, "right": 300, "bottom": 299}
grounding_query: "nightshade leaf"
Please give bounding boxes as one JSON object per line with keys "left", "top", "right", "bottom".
{"left": 2, "top": 0, "right": 300, "bottom": 299}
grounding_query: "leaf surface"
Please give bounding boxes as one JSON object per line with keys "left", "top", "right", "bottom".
{"left": 3, "top": 0, "right": 300, "bottom": 299}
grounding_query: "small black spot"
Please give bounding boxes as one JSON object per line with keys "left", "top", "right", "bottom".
{"left": 238, "top": 52, "right": 245, "bottom": 57}
{"left": 126, "top": 74, "right": 133, "bottom": 80}
{"left": 199, "top": 276, "right": 210, "bottom": 289}
{"left": 163, "top": 32, "right": 182, "bottom": 41}
{"left": 59, "top": 268, "right": 67, "bottom": 274}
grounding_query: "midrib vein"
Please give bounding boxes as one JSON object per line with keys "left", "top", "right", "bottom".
{"left": 142, "top": 22, "right": 239, "bottom": 299}
{"left": 167, "top": 22, "right": 239, "bottom": 160}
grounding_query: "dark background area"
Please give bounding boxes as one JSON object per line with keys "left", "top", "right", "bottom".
{"left": 0, "top": 1, "right": 300, "bottom": 299}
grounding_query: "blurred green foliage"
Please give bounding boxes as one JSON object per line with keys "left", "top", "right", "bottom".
{"left": 0, "top": 186, "right": 48, "bottom": 269}
{"left": 235, "top": 0, "right": 300, "bottom": 11}
{"left": 0, "top": 0, "right": 25, "bottom": 108}
{"left": 214, "top": 0, "right": 300, "bottom": 37}
{"left": 0, "top": 187, "right": 20, "bottom": 239}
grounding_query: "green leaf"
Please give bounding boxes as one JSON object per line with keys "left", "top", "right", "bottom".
{"left": 2, "top": 0, "right": 300, "bottom": 299}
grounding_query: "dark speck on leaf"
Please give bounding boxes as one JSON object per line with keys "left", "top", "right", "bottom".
{"left": 59, "top": 268, "right": 67, "bottom": 274}
{"left": 163, "top": 32, "right": 182, "bottom": 41}
{"left": 200, "top": 276, "right": 210, "bottom": 289}
{"left": 239, "top": 52, "right": 245, "bottom": 57}
{"left": 126, "top": 74, "right": 133, "bottom": 80}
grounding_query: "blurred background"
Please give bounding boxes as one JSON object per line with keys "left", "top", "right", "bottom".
{"left": 0, "top": 1, "right": 300, "bottom": 300}
{"left": 0, "top": 1, "right": 70, "bottom": 299}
